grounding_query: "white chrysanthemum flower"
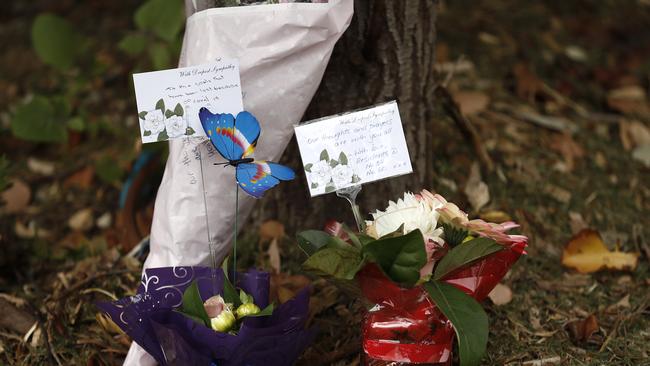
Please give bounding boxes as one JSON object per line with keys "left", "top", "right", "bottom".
{"left": 366, "top": 191, "right": 444, "bottom": 243}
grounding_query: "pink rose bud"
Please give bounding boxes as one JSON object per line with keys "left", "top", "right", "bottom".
{"left": 204, "top": 295, "right": 226, "bottom": 318}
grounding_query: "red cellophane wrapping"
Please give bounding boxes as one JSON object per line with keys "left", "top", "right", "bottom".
{"left": 358, "top": 242, "right": 527, "bottom": 365}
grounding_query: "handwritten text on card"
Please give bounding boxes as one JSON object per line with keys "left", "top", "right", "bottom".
{"left": 133, "top": 59, "right": 243, "bottom": 143}
{"left": 294, "top": 101, "right": 412, "bottom": 197}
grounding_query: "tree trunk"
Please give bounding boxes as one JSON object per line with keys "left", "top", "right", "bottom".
{"left": 252, "top": 0, "right": 438, "bottom": 231}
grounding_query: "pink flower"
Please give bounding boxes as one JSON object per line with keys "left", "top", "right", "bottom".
{"left": 466, "top": 219, "right": 528, "bottom": 251}
{"left": 429, "top": 191, "right": 528, "bottom": 252}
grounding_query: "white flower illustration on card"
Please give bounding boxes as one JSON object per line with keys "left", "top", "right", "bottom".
{"left": 307, "top": 160, "right": 332, "bottom": 187}
{"left": 331, "top": 164, "right": 354, "bottom": 187}
{"left": 165, "top": 115, "right": 187, "bottom": 138}
{"left": 143, "top": 109, "right": 165, "bottom": 136}
{"left": 138, "top": 99, "right": 195, "bottom": 141}
{"left": 304, "top": 149, "right": 361, "bottom": 194}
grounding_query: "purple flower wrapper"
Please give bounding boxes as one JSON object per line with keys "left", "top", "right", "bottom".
{"left": 97, "top": 266, "right": 315, "bottom": 366}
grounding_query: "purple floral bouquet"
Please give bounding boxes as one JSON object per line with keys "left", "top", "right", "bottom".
{"left": 98, "top": 266, "right": 314, "bottom": 365}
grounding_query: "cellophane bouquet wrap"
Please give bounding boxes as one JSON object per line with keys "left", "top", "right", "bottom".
{"left": 125, "top": 1, "right": 352, "bottom": 363}
{"left": 297, "top": 190, "right": 528, "bottom": 366}
{"left": 98, "top": 267, "right": 313, "bottom": 365}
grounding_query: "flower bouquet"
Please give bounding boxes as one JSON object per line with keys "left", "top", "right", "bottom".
{"left": 297, "top": 190, "right": 528, "bottom": 365}
{"left": 98, "top": 266, "right": 314, "bottom": 365}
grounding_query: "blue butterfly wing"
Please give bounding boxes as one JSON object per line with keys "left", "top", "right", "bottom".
{"left": 265, "top": 162, "right": 296, "bottom": 180}
{"left": 236, "top": 161, "right": 295, "bottom": 198}
{"left": 233, "top": 111, "right": 261, "bottom": 158}
{"left": 199, "top": 108, "right": 240, "bottom": 161}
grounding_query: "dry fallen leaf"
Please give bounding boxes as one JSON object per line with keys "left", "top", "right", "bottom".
{"left": 64, "top": 166, "right": 94, "bottom": 189}
{"left": 607, "top": 85, "right": 649, "bottom": 115}
{"left": 568, "top": 211, "right": 588, "bottom": 235}
{"left": 452, "top": 91, "right": 490, "bottom": 116}
{"left": 259, "top": 220, "right": 285, "bottom": 242}
{"left": 549, "top": 133, "right": 584, "bottom": 171}
{"left": 544, "top": 184, "right": 572, "bottom": 204}
{"left": 632, "top": 144, "right": 650, "bottom": 167}
{"left": 464, "top": 162, "right": 490, "bottom": 212}
{"left": 479, "top": 210, "right": 512, "bottom": 223}
{"left": 619, "top": 119, "right": 650, "bottom": 151}
{"left": 513, "top": 63, "right": 542, "bottom": 101}
{"left": 566, "top": 314, "right": 599, "bottom": 345}
{"left": 270, "top": 273, "right": 311, "bottom": 304}
{"left": 68, "top": 208, "right": 94, "bottom": 232}
{"left": 27, "top": 158, "right": 55, "bottom": 176}
{"left": 1, "top": 179, "right": 31, "bottom": 213}
{"left": 488, "top": 283, "right": 513, "bottom": 305}
{"left": 14, "top": 220, "right": 52, "bottom": 239}
{"left": 561, "top": 229, "right": 639, "bottom": 273}
{"left": 606, "top": 294, "right": 630, "bottom": 313}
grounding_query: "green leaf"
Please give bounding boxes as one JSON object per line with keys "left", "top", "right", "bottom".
{"left": 118, "top": 33, "right": 147, "bottom": 55}
{"left": 149, "top": 42, "right": 171, "bottom": 70}
{"left": 304, "top": 163, "right": 313, "bottom": 172}
{"left": 94, "top": 156, "right": 123, "bottom": 184}
{"left": 319, "top": 149, "right": 329, "bottom": 162}
{"left": 165, "top": 109, "right": 174, "bottom": 118}
{"left": 329, "top": 159, "right": 339, "bottom": 168}
{"left": 135, "top": 0, "right": 185, "bottom": 42}
{"left": 221, "top": 269, "right": 242, "bottom": 308}
{"left": 174, "top": 103, "right": 184, "bottom": 116}
{"left": 185, "top": 127, "right": 195, "bottom": 135}
{"left": 66, "top": 117, "right": 85, "bottom": 131}
{"left": 361, "top": 229, "right": 427, "bottom": 287}
{"left": 297, "top": 230, "right": 331, "bottom": 256}
{"left": 138, "top": 111, "right": 148, "bottom": 120}
{"left": 11, "top": 96, "right": 67, "bottom": 143}
{"left": 157, "top": 129, "right": 169, "bottom": 141}
{"left": 351, "top": 174, "right": 361, "bottom": 183}
{"left": 243, "top": 303, "right": 274, "bottom": 318}
{"left": 143, "top": 130, "right": 152, "bottom": 136}
{"left": 239, "top": 290, "right": 253, "bottom": 305}
{"left": 433, "top": 237, "right": 503, "bottom": 281}
{"left": 303, "top": 246, "right": 362, "bottom": 280}
{"left": 31, "top": 14, "right": 81, "bottom": 70}
{"left": 181, "top": 280, "right": 210, "bottom": 326}
{"left": 339, "top": 151, "right": 348, "bottom": 165}
{"left": 324, "top": 183, "right": 336, "bottom": 193}
{"left": 357, "top": 233, "right": 376, "bottom": 246}
{"left": 424, "top": 282, "right": 488, "bottom": 366}
{"left": 311, "top": 182, "right": 318, "bottom": 189}
{"left": 155, "top": 99, "right": 165, "bottom": 112}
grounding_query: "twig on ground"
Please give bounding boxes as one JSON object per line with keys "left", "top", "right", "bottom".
{"left": 599, "top": 293, "right": 650, "bottom": 353}
{"left": 50, "top": 269, "right": 138, "bottom": 303}
{"left": 45, "top": 322, "right": 63, "bottom": 366}
{"left": 434, "top": 85, "right": 495, "bottom": 172}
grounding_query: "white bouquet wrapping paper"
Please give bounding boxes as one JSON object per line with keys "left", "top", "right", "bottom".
{"left": 125, "top": 1, "right": 353, "bottom": 364}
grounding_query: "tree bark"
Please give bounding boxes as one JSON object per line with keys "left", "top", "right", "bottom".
{"left": 252, "top": 0, "right": 438, "bottom": 231}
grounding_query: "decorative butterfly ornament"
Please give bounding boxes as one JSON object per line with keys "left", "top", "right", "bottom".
{"left": 199, "top": 108, "right": 295, "bottom": 198}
